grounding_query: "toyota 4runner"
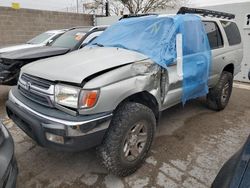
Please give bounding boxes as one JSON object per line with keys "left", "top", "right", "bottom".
{"left": 5, "top": 7, "right": 243, "bottom": 176}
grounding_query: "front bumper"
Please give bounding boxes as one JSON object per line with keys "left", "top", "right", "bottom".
{"left": 0, "top": 123, "right": 18, "bottom": 188}
{"left": 6, "top": 89, "right": 112, "bottom": 152}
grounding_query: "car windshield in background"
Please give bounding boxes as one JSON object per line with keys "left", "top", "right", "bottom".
{"left": 51, "top": 29, "right": 88, "bottom": 49}
{"left": 27, "top": 32, "right": 54, "bottom": 44}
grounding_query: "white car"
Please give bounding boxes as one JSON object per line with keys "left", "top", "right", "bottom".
{"left": 0, "top": 30, "right": 65, "bottom": 54}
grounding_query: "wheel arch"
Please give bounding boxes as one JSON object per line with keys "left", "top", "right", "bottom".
{"left": 115, "top": 91, "right": 160, "bottom": 124}
{"left": 223, "top": 63, "right": 234, "bottom": 75}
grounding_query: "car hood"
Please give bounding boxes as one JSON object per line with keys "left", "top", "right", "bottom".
{"left": 1, "top": 46, "right": 70, "bottom": 61}
{"left": 0, "top": 43, "right": 42, "bottom": 54}
{"left": 22, "top": 47, "right": 149, "bottom": 84}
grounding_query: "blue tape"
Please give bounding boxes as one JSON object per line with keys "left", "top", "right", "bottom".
{"left": 90, "top": 14, "right": 211, "bottom": 104}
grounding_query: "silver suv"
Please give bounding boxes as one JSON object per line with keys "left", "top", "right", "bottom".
{"left": 5, "top": 8, "right": 243, "bottom": 176}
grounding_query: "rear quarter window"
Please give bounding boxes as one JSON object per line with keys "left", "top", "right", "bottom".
{"left": 220, "top": 21, "right": 241, "bottom": 45}
{"left": 203, "top": 21, "right": 223, "bottom": 50}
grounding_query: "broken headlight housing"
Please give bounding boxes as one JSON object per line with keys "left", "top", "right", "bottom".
{"left": 55, "top": 84, "right": 99, "bottom": 109}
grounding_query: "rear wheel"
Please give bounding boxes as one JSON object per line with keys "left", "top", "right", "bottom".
{"left": 206, "top": 71, "right": 233, "bottom": 111}
{"left": 97, "top": 102, "right": 156, "bottom": 177}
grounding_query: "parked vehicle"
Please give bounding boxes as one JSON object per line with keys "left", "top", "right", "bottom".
{"left": 0, "top": 26, "right": 107, "bottom": 85}
{"left": 0, "top": 30, "right": 65, "bottom": 55}
{"left": 5, "top": 8, "right": 243, "bottom": 176}
{"left": 212, "top": 135, "right": 250, "bottom": 188}
{"left": 0, "top": 122, "right": 18, "bottom": 188}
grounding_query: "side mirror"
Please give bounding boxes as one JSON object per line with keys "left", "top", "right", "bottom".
{"left": 176, "top": 33, "right": 183, "bottom": 79}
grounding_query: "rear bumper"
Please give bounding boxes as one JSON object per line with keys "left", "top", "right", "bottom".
{"left": 6, "top": 90, "right": 112, "bottom": 152}
{"left": 0, "top": 123, "right": 18, "bottom": 188}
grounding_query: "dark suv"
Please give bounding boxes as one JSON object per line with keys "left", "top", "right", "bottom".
{"left": 0, "top": 26, "right": 107, "bottom": 85}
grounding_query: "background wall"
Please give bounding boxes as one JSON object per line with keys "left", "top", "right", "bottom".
{"left": 0, "top": 7, "right": 94, "bottom": 46}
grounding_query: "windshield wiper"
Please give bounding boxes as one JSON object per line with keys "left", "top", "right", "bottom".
{"left": 92, "top": 43, "right": 104, "bottom": 47}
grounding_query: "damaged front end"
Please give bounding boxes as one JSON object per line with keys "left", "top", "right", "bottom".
{"left": 0, "top": 58, "right": 25, "bottom": 85}
{"left": 80, "top": 59, "right": 163, "bottom": 115}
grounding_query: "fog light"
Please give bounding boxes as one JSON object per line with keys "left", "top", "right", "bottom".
{"left": 45, "top": 132, "right": 64, "bottom": 144}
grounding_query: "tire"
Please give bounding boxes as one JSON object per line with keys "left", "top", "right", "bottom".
{"left": 206, "top": 71, "right": 233, "bottom": 111}
{"left": 97, "top": 102, "right": 156, "bottom": 177}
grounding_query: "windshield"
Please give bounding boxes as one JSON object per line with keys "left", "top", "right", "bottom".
{"left": 90, "top": 16, "right": 175, "bottom": 51}
{"left": 27, "top": 32, "right": 54, "bottom": 44}
{"left": 51, "top": 29, "right": 88, "bottom": 49}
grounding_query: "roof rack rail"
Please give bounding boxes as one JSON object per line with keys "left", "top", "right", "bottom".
{"left": 119, "top": 13, "right": 158, "bottom": 20}
{"left": 67, "top": 26, "right": 92, "bottom": 31}
{"left": 177, "top": 7, "right": 235, "bottom": 20}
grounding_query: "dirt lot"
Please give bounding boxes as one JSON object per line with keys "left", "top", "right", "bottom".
{"left": 0, "top": 84, "right": 250, "bottom": 188}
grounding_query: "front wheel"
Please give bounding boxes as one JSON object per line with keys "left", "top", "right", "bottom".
{"left": 206, "top": 71, "right": 233, "bottom": 111}
{"left": 97, "top": 102, "right": 156, "bottom": 177}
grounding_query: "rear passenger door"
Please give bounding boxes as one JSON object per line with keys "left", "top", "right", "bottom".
{"left": 202, "top": 21, "right": 225, "bottom": 87}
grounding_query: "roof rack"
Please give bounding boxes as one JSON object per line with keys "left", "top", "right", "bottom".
{"left": 67, "top": 26, "right": 92, "bottom": 31}
{"left": 177, "top": 7, "right": 235, "bottom": 20}
{"left": 119, "top": 13, "right": 158, "bottom": 20}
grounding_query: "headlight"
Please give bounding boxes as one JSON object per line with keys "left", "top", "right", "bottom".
{"left": 55, "top": 84, "right": 80, "bottom": 109}
{"left": 55, "top": 84, "right": 99, "bottom": 109}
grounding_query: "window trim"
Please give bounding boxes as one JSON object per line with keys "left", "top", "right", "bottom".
{"left": 202, "top": 21, "right": 224, "bottom": 50}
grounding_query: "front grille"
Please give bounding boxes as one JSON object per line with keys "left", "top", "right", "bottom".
{"left": 21, "top": 74, "right": 53, "bottom": 90}
{"left": 19, "top": 86, "right": 52, "bottom": 107}
{"left": 0, "top": 58, "right": 12, "bottom": 66}
{"left": 0, "top": 59, "right": 12, "bottom": 69}
{"left": 18, "top": 73, "right": 54, "bottom": 107}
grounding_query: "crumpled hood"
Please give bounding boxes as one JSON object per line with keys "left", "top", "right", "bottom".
{"left": 0, "top": 43, "right": 41, "bottom": 54}
{"left": 22, "top": 47, "right": 149, "bottom": 84}
{"left": 1, "top": 46, "right": 70, "bottom": 60}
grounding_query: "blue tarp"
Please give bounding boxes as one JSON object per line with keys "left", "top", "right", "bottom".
{"left": 90, "top": 14, "right": 211, "bottom": 104}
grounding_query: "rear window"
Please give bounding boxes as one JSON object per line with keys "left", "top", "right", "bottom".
{"left": 203, "top": 21, "right": 223, "bottom": 49}
{"left": 220, "top": 21, "right": 241, "bottom": 45}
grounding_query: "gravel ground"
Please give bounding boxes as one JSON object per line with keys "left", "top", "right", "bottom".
{"left": 0, "top": 84, "right": 250, "bottom": 188}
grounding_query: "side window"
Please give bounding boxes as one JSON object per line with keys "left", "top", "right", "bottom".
{"left": 220, "top": 21, "right": 241, "bottom": 45}
{"left": 203, "top": 21, "right": 223, "bottom": 49}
